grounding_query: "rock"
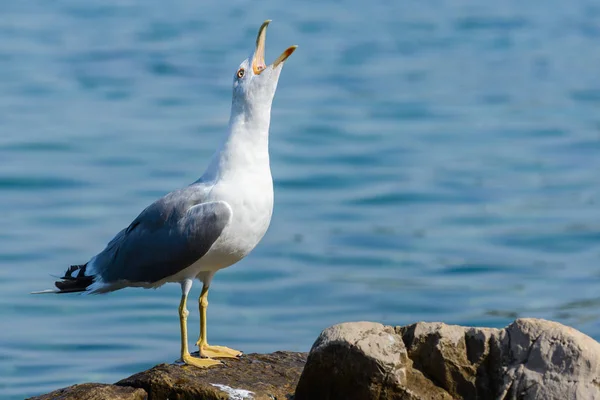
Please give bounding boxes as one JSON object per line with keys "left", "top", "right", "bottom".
{"left": 296, "top": 318, "right": 600, "bottom": 400}
{"left": 294, "top": 321, "right": 453, "bottom": 400}
{"left": 117, "top": 351, "right": 306, "bottom": 400}
{"left": 30, "top": 319, "right": 600, "bottom": 400}
{"left": 400, "top": 318, "right": 600, "bottom": 400}
{"left": 498, "top": 318, "right": 600, "bottom": 400}
{"left": 27, "top": 383, "right": 147, "bottom": 400}
{"left": 399, "top": 321, "right": 503, "bottom": 398}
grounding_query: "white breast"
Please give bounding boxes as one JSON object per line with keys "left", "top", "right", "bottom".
{"left": 191, "top": 169, "right": 274, "bottom": 274}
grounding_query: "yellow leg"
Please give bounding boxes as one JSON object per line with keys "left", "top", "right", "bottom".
{"left": 196, "top": 284, "right": 242, "bottom": 358}
{"left": 178, "top": 292, "right": 220, "bottom": 368}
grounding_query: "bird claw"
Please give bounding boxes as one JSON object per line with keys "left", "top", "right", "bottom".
{"left": 176, "top": 353, "right": 221, "bottom": 368}
{"left": 197, "top": 342, "right": 243, "bottom": 359}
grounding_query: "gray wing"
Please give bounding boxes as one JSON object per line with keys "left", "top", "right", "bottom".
{"left": 92, "top": 185, "right": 232, "bottom": 285}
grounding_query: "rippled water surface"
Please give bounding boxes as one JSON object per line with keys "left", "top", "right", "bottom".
{"left": 2, "top": 1, "right": 600, "bottom": 398}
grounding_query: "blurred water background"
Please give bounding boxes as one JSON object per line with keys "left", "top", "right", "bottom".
{"left": 1, "top": 0, "right": 600, "bottom": 398}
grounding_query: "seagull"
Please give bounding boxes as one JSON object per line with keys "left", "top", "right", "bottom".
{"left": 35, "top": 20, "right": 297, "bottom": 368}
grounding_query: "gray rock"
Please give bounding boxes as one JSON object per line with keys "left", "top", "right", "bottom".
{"left": 296, "top": 318, "right": 600, "bottom": 400}
{"left": 498, "top": 318, "right": 600, "bottom": 400}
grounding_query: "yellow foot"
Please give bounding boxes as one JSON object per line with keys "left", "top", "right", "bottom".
{"left": 197, "top": 342, "right": 242, "bottom": 359}
{"left": 181, "top": 352, "right": 221, "bottom": 368}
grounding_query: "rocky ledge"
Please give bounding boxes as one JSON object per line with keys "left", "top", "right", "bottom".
{"left": 29, "top": 318, "right": 600, "bottom": 400}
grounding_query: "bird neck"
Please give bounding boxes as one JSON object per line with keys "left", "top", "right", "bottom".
{"left": 201, "top": 104, "right": 272, "bottom": 182}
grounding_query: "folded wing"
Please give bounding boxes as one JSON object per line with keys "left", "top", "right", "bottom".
{"left": 90, "top": 186, "right": 232, "bottom": 289}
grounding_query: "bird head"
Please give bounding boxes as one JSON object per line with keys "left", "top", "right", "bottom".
{"left": 231, "top": 20, "right": 297, "bottom": 114}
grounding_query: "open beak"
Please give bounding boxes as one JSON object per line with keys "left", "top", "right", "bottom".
{"left": 252, "top": 20, "right": 298, "bottom": 75}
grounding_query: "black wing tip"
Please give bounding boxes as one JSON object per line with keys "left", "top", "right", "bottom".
{"left": 54, "top": 263, "right": 95, "bottom": 293}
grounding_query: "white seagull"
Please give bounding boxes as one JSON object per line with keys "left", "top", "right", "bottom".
{"left": 36, "top": 20, "right": 297, "bottom": 368}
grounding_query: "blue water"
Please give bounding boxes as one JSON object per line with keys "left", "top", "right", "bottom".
{"left": 1, "top": 0, "right": 600, "bottom": 398}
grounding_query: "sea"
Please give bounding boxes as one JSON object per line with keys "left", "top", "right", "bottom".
{"left": 1, "top": 0, "right": 600, "bottom": 398}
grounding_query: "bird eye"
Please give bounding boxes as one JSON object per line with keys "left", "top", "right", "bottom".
{"left": 237, "top": 68, "right": 245, "bottom": 79}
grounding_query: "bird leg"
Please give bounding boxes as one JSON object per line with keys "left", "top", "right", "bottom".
{"left": 196, "top": 284, "right": 242, "bottom": 358}
{"left": 178, "top": 290, "right": 220, "bottom": 368}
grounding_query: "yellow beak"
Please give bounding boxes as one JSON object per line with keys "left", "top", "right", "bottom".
{"left": 252, "top": 20, "right": 298, "bottom": 75}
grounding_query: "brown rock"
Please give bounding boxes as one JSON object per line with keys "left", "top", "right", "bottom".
{"left": 117, "top": 351, "right": 306, "bottom": 400}
{"left": 27, "top": 383, "right": 147, "bottom": 400}
{"left": 294, "top": 321, "right": 453, "bottom": 400}
{"left": 399, "top": 321, "right": 503, "bottom": 398}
